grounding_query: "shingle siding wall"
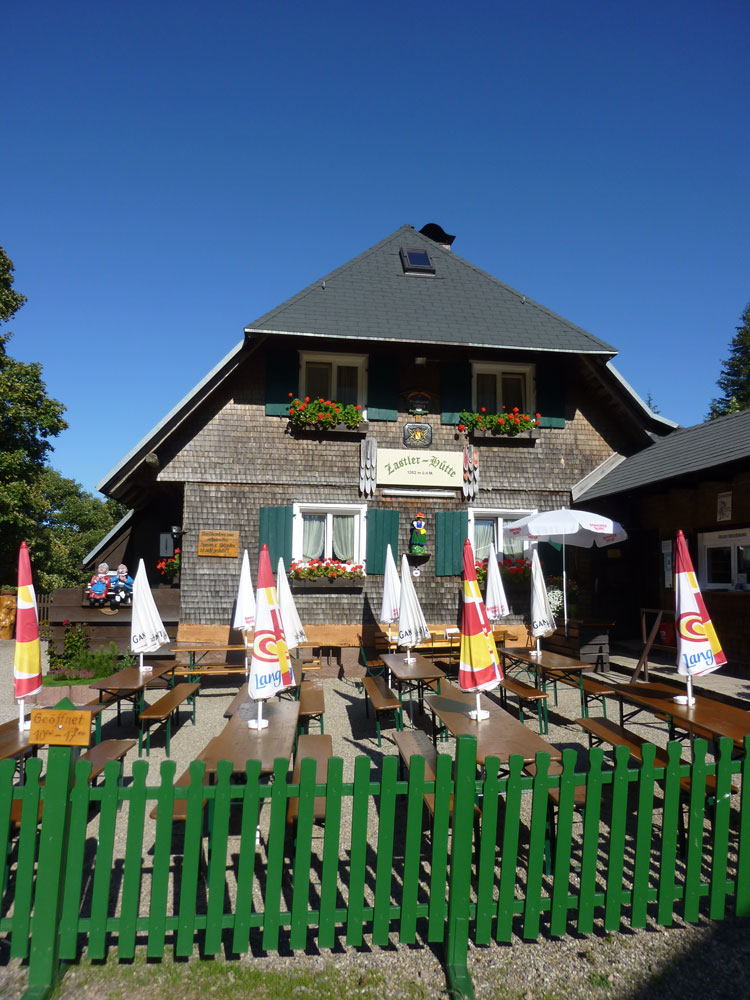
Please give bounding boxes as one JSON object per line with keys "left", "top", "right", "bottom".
{"left": 163, "top": 342, "right": 629, "bottom": 625}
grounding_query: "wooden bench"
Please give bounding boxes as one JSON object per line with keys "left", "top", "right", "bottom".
{"left": 297, "top": 680, "right": 325, "bottom": 735}
{"left": 10, "top": 739, "right": 136, "bottom": 827}
{"left": 148, "top": 764, "right": 209, "bottom": 823}
{"left": 286, "top": 733, "right": 333, "bottom": 825}
{"left": 392, "top": 730, "right": 481, "bottom": 829}
{"left": 138, "top": 682, "right": 199, "bottom": 757}
{"left": 576, "top": 717, "right": 739, "bottom": 800}
{"left": 362, "top": 675, "right": 403, "bottom": 746}
{"left": 171, "top": 623, "right": 249, "bottom": 680}
{"left": 498, "top": 676, "right": 549, "bottom": 732}
{"left": 547, "top": 673, "right": 616, "bottom": 718}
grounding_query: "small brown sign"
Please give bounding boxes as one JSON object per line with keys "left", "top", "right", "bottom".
{"left": 197, "top": 529, "right": 240, "bottom": 558}
{"left": 29, "top": 708, "right": 92, "bottom": 747}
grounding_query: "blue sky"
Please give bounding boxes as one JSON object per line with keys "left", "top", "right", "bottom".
{"left": 4, "top": 0, "right": 748, "bottom": 496}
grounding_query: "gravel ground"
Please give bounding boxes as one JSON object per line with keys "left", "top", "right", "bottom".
{"left": 1, "top": 641, "right": 749, "bottom": 999}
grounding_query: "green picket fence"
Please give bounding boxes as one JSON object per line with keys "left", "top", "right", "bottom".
{"left": 1, "top": 734, "right": 749, "bottom": 1000}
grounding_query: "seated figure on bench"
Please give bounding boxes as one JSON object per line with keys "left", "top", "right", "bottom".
{"left": 88, "top": 562, "right": 111, "bottom": 607}
{"left": 110, "top": 563, "right": 133, "bottom": 608}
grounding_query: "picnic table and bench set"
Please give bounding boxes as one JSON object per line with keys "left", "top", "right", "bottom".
{"left": 5, "top": 613, "right": 750, "bottom": 864}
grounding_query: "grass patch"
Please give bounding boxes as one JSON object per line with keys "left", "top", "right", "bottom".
{"left": 48, "top": 955, "right": 434, "bottom": 1000}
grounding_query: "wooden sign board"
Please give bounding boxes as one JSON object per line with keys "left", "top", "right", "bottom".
{"left": 197, "top": 530, "right": 240, "bottom": 558}
{"left": 29, "top": 708, "right": 92, "bottom": 747}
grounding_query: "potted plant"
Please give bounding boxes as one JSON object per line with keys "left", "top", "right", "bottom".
{"left": 156, "top": 549, "right": 181, "bottom": 586}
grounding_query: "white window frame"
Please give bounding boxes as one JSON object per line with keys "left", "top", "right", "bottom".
{"left": 299, "top": 351, "right": 367, "bottom": 415}
{"left": 471, "top": 361, "right": 535, "bottom": 413}
{"left": 697, "top": 528, "right": 750, "bottom": 590}
{"left": 468, "top": 507, "right": 534, "bottom": 560}
{"left": 292, "top": 501, "right": 367, "bottom": 571}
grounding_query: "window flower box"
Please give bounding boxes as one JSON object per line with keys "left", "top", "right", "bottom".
{"left": 469, "top": 428, "right": 540, "bottom": 442}
{"left": 458, "top": 408, "right": 541, "bottom": 438}
{"left": 287, "top": 395, "right": 366, "bottom": 434}
{"left": 289, "top": 577, "right": 364, "bottom": 591}
{"left": 289, "top": 422, "right": 369, "bottom": 437}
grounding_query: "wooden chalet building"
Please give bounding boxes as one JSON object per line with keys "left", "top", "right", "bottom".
{"left": 576, "top": 408, "right": 750, "bottom": 668}
{"left": 91, "top": 222, "right": 675, "bottom": 638}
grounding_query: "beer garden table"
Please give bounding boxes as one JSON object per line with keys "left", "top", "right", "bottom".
{"left": 379, "top": 652, "right": 447, "bottom": 720}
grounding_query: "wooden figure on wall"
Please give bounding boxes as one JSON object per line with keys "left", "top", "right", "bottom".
{"left": 409, "top": 513, "right": 427, "bottom": 556}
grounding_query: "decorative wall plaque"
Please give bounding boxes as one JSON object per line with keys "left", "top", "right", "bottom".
{"left": 197, "top": 530, "right": 240, "bottom": 558}
{"left": 403, "top": 421, "right": 432, "bottom": 447}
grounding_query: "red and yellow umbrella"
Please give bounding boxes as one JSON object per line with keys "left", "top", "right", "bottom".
{"left": 14, "top": 542, "right": 42, "bottom": 703}
{"left": 459, "top": 539, "right": 503, "bottom": 708}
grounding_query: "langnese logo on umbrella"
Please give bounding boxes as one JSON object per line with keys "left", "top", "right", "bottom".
{"left": 252, "top": 605, "right": 292, "bottom": 693}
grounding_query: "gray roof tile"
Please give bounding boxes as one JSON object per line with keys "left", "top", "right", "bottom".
{"left": 245, "top": 225, "right": 616, "bottom": 356}
{"left": 578, "top": 409, "right": 750, "bottom": 500}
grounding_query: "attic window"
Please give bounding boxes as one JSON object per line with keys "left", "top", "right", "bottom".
{"left": 400, "top": 247, "right": 435, "bottom": 275}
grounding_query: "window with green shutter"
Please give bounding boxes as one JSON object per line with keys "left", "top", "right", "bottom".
{"left": 435, "top": 510, "right": 468, "bottom": 576}
{"left": 264, "top": 345, "right": 299, "bottom": 416}
{"left": 535, "top": 362, "right": 566, "bottom": 428}
{"left": 440, "top": 361, "right": 471, "bottom": 424}
{"left": 258, "top": 506, "right": 293, "bottom": 567}
{"left": 367, "top": 356, "right": 399, "bottom": 421}
{"left": 365, "top": 509, "right": 400, "bottom": 574}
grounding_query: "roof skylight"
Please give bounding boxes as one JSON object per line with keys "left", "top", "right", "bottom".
{"left": 400, "top": 247, "right": 435, "bottom": 275}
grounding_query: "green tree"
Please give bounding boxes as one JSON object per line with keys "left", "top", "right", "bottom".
{"left": 31, "top": 468, "right": 128, "bottom": 590}
{"left": 707, "top": 303, "right": 750, "bottom": 419}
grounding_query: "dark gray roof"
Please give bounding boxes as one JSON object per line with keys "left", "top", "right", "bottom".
{"left": 245, "top": 224, "right": 617, "bottom": 356}
{"left": 578, "top": 409, "right": 750, "bottom": 501}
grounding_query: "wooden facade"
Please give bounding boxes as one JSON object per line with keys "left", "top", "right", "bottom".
{"left": 94, "top": 224, "right": 673, "bottom": 638}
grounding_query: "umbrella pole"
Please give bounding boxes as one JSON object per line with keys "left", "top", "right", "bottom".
{"left": 18, "top": 698, "right": 27, "bottom": 730}
{"left": 563, "top": 540, "right": 568, "bottom": 637}
{"left": 469, "top": 691, "right": 490, "bottom": 722}
{"left": 248, "top": 698, "right": 268, "bottom": 730}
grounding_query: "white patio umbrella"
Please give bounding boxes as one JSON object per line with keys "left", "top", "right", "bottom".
{"left": 505, "top": 508, "right": 627, "bottom": 629}
{"left": 131, "top": 559, "right": 169, "bottom": 670}
{"left": 379, "top": 543, "right": 401, "bottom": 642}
{"left": 397, "top": 553, "right": 430, "bottom": 663}
{"left": 530, "top": 546, "right": 556, "bottom": 653}
{"left": 484, "top": 542, "right": 510, "bottom": 622}
{"left": 277, "top": 558, "right": 307, "bottom": 652}
{"left": 247, "top": 545, "right": 294, "bottom": 729}
{"left": 233, "top": 548, "right": 256, "bottom": 673}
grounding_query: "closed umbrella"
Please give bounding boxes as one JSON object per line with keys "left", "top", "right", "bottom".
{"left": 459, "top": 539, "right": 503, "bottom": 720}
{"left": 674, "top": 529, "right": 726, "bottom": 705}
{"left": 484, "top": 542, "right": 510, "bottom": 622}
{"left": 379, "top": 543, "right": 401, "bottom": 642}
{"left": 277, "top": 558, "right": 307, "bottom": 652}
{"left": 506, "top": 508, "right": 627, "bottom": 629}
{"left": 131, "top": 559, "right": 169, "bottom": 671}
{"left": 233, "top": 548, "right": 256, "bottom": 673}
{"left": 397, "top": 553, "right": 430, "bottom": 663}
{"left": 14, "top": 542, "right": 42, "bottom": 730}
{"left": 530, "top": 546, "right": 556, "bottom": 651}
{"left": 247, "top": 545, "right": 294, "bottom": 729}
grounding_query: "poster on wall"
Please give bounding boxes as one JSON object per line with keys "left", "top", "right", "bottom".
{"left": 717, "top": 492, "right": 732, "bottom": 522}
{"left": 661, "top": 539, "right": 673, "bottom": 588}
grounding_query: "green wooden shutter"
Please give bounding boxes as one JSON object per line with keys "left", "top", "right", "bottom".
{"left": 365, "top": 509, "right": 400, "bottom": 574}
{"left": 258, "top": 506, "right": 293, "bottom": 567}
{"left": 535, "top": 362, "right": 566, "bottom": 428}
{"left": 367, "top": 356, "right": 399, "bottom": 421}
{"left": 440, "top": 361, "right": 471, "bottom": 425}
{"left": 264, "top": 343, "right": 299, "bottom": 416}
{"left": 435, "top": 510, "right": 468, "bottom": 576}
